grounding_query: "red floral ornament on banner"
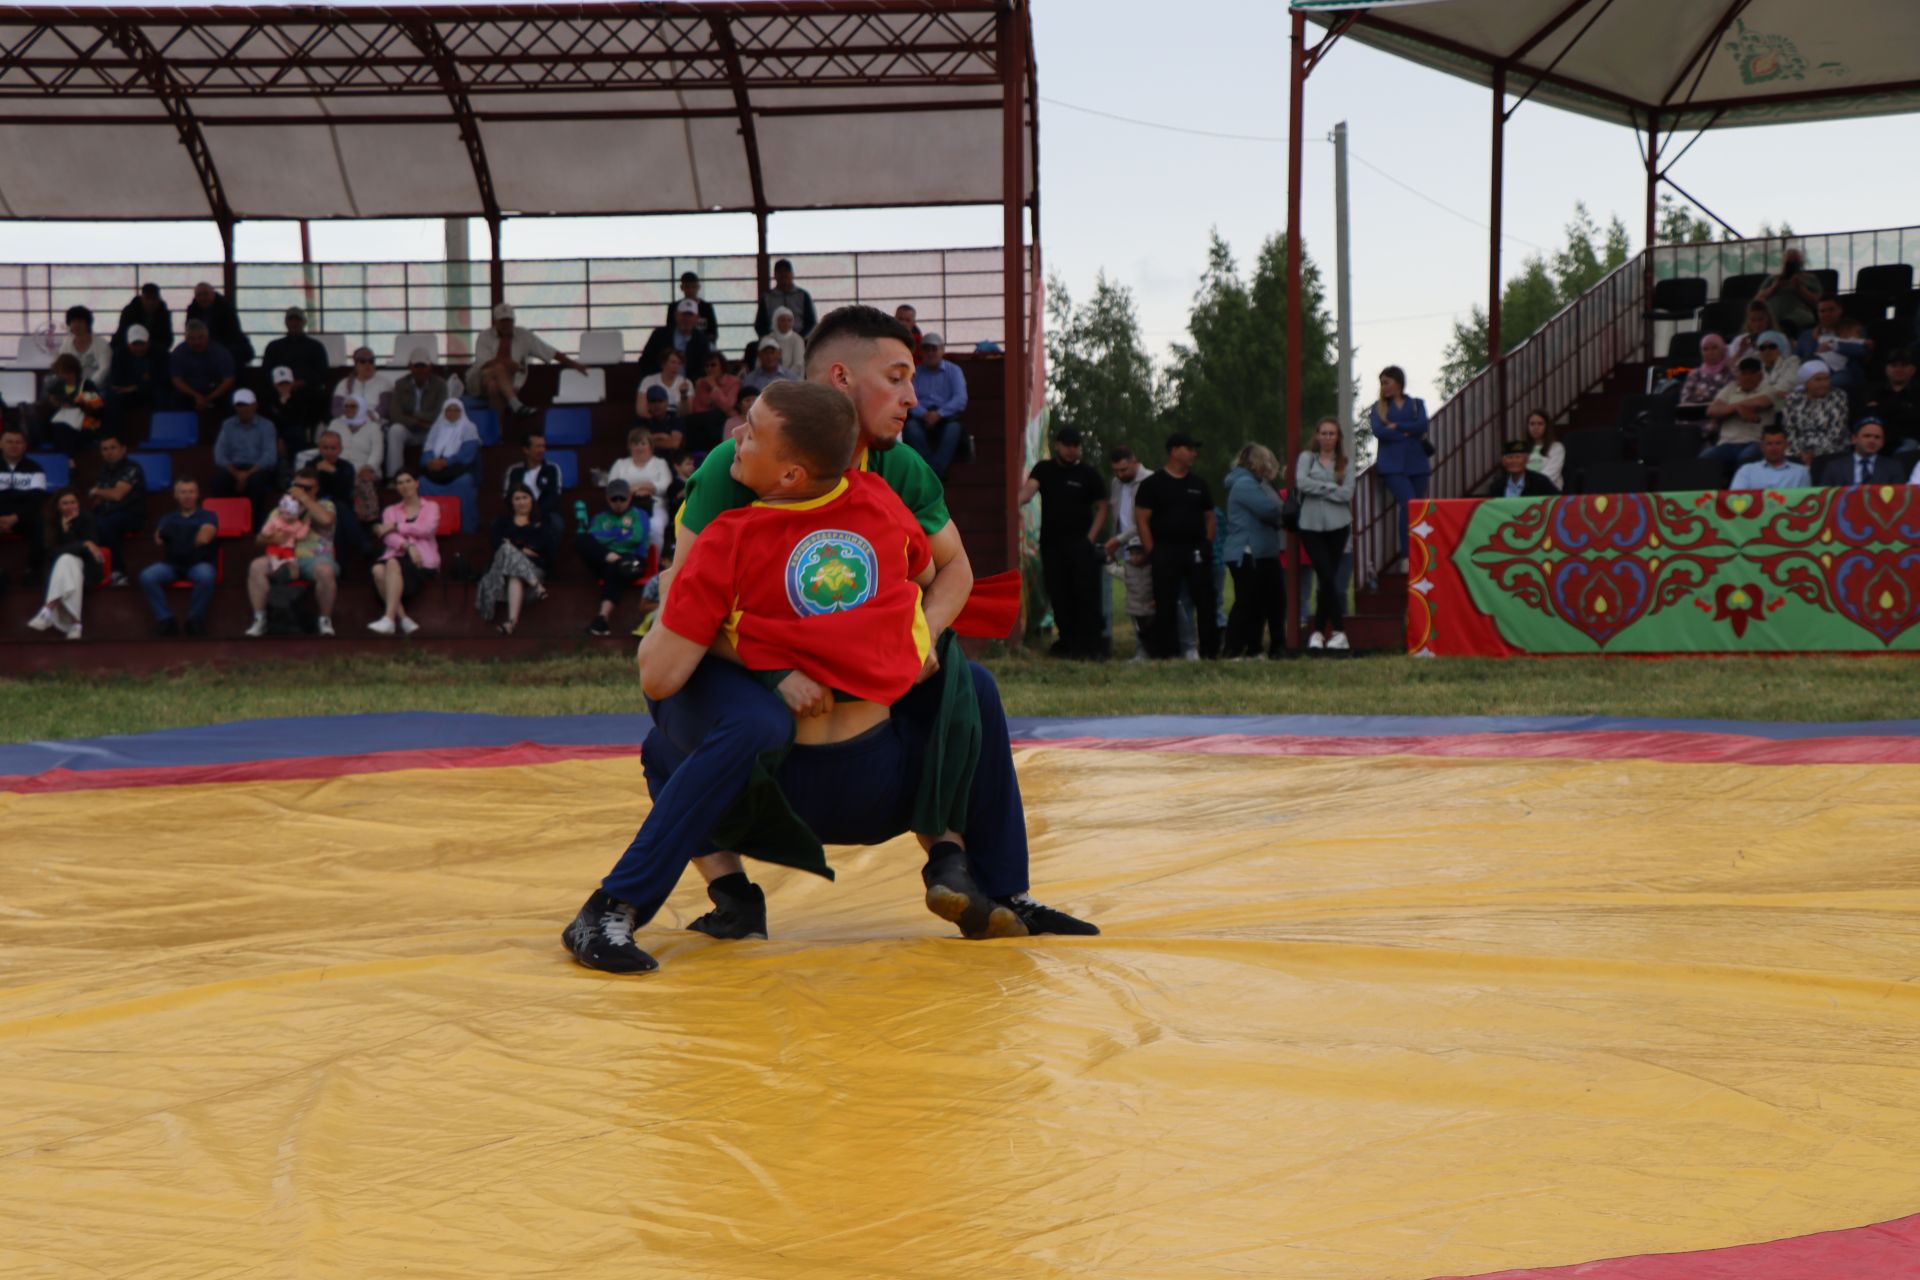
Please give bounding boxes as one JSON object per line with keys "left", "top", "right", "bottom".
{"left": 1748, "top": 487, "right": 1920, "bottom": 646}
{"left": 1710, "top": 583, "right": 1767, "bottom": 638}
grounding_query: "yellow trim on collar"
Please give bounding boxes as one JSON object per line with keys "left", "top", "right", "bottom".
{"left": 751, "top": 476, "right": 849, "bottom": 513}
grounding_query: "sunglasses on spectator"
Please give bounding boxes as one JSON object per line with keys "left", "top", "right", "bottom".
{"left": 354, "top": 356, "right": 374, "bottom": 365}
{"left": 608, "top": 495, "right": 631, "bottom": 504}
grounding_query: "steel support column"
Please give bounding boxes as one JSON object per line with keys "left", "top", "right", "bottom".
{"left": 1282, "top": 8, "right": 1308, "bottom": 650}
{"left": 403, "top": 18, "right": 503, "bottom": 307}
{"left": 1643, "top": 111, "right": 1660, "bottom": 360}
{"left": 711, "top": 16, "right": 774, "bottom": 295}
{"left": 999, "top": 0, "right": 1028, "bottom": 575}
{"left": 1489, "top": 65, "right": 1507, "bottom": 435}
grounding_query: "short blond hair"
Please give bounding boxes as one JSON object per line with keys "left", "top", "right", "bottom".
{"left": 1233, "top": 442, "right": 1280, "bottom": 482}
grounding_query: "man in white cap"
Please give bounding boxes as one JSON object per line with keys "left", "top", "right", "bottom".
{"left": 739, "top": 335, "right": 795, "bottom": 393}
{"left": 103, "top": 322, "right": 162, "bottom": 433}
{"left": 638, "top": 297, "right": 713, "bottom": 381}
{"left": 266, "top": 364, "right": 322, "bottom": 471}
{"left": 211, "top": 388, "right": 280, "bottom": 523}
{"left": 904, "top": 331, "right": 969, "bottom": 478}
{"left": 469, "top": 302, "right": 583, "bottom": 421}
{"left": 387, "top": 348, "right": 448, "bottom": 478}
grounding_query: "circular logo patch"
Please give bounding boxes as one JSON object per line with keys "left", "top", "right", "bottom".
{"left": 785, "top": 530, "right": 879, "bottom": 617}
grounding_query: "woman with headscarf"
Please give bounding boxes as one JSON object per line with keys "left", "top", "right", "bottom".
{"left": 770, "top": 306, "right": 807, "bottom": 373}
{"left": 420, "top": 397, "right": 483, "bottom": 532}
{"left": 328, "top": 393, "right": 385, "bottom": 523}
{"left": 1782, "top": 359, "right": 1850, "bottom": 467}
{"left": 1677, "top": 333, "right": 1734, "bottom": 416}
{"left": 1753, "top": 330, "right": 1801, "bottom": 405}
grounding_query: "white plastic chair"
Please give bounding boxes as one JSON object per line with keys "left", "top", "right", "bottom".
{"left": 553, "top": 368, "right": 606, "bottom": 405}
{"left": 313, "top": 333, "right": 349, "bottom": 368}
{"left": 11, "top": 333, "right": 53, "bottom": 370}
{"left": 577, "top": 330, "right": 625, "bottom": 366}
{"left": 388, "top": 332, "right": 440, "bottom": 369}
{"left": 1, "top": 370, "right": 39, "bottom": 404}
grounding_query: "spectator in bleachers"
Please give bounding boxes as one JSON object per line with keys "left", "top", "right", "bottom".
{"left": 103, "top": 324, "right": 163, "bottom": 432}
{"left": 1522, "top": 409, "right": 1565, "bottom": 489}
{"left": 114, "top": 283, "right": 172, "bottom": 355}
{"left": 1367, "top": 364, "right": 1431, "bottom": 571}
{"left": 575, "top": 478, "right": 649, "bottom": 637}
{"left": 1730, "top": 425, "right": 1810, "bottom": 491}
{"left": 607, "top": 426, "right": 673, "bottom": 551}
{"left": 137, "top": 475, "right": 219, "bottom": 637}
{"left": 637, "top": 350, "right": 694, "bottom": 417}
{"left": 1813, "top": 417, "right": 1904, "bottom": 486}
{"left": 386, "top": 350, "right": 446, "bottom": 480}
{"left": 740, "top": 337, "right": 795, "bottom": 394}
{"left": 212, "top": 389, "right": 280, "bottom": 524}
{"left": 1796, "top": 296, "right": 1871, "bottom": 391}
{"left": 1296, "top": 416, "right": 1355, "bottom": 652}
{"left": 243, "top": 467, "right": 339, "bottom": 638}
{"left": 755, "top": 258, "right": 818, "bottom": 337}
{"left": 332, "top": 347, "right": 390, "bottom": 422}
{"left": 638, "top": 299, "right": 714, "bottom": 381}
{"left": 1755, "top": 331, "right": 1800, "bottom": 402}
{"left": 25, "top": 489, "right": 101, "bottom": 640}
{"left": 1863, "top": 348, "right": 1920, "bottom": 453}
{"left": 1677, "top": 333, "right": 1734, "bottom": 417}
{"left": 367, "top": 469, "right": 440, "bottom": 637}
{"left": 87, "top": 434, "right": 145, "bottom": 580}
{"left": 1703, "top": 357, "right": 1773, "bottom": 473}
{"left": 904, "top": 332, "right": 969, "bottom": 480}
{"left": 639, "top": 385, "right": 681, "bottom": 453}
{"left": 187, "top": 280, "right": 253, "bottom": 367}
{"left": 267, "top": 366, "right": 322, "bottom": 473}
{"left": 690, "top": 351, "right": 740, "bottom": 452}
{"left": 1781, "top": 360, "right": 1850, "bottom": 467}
{"left": 308, "top": 428, "right": 375, "bottom": 563}
{"left": 420, "top": 399, "right": 482, "bottom": 534}
{"left": 724, "top": 383, "right": 758, "bottom": 442}
{"left": 327, "top": 393, "right": 385, "bottom": 505}
{"left": 479, "top": 485, "right": 552, "bottom": 635}
{"left": 169, "top": 319, "right": 237, "bottom": 423}
{"left": 0, "top": 426, "right": 50, "bottom": 585}
{"left": 1727, "top": 301, "right": 1774, "bottom": 363}
{"left": 57, "top": 306, "right": 109, "bottom": 387}
{"left": 894, "top": 304, "right": 923, "bottom": 354}
{"left": 1020, "top": 426, "right": 1107, "bottom": 659}
{"left": 1221, "top": 443, "right": 1286, "bottom": 660}
{"left": 1754, "top": 248, "right": 1821, "bottom": 334}
{"left": 1486, "top": 437, "right": 1561, "bottom": 498}
{"left": 668, "top": 272, "right": 718, "bottom": 341}
{"left": 469, "top": 304, "right": 583, "bottom": 422}
{"left": 32, "top": 354, "right": 104, "bottom": 456}
{"left": 504, "top": 431, "right": 566, "bottom": 545}
{"left": 769, "top": 307, "right": 807, "bottom": 373}
{"left": 264, "top": 304, "right": 330, "bottom": 402}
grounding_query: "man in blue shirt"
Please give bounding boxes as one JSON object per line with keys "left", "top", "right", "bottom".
{"left": 211, "top": 389, "right": 280, "bottom": 522}
{"left": 904, "top": 332, "right": 969, "bottom": 479}
{"left": 168, "top": 319, "right": 237, "bottom": 424}
{"left": 1730, "top": 425, "right": 1812, "bottom": 491}
{"left": 139, "top": 476, "right": 222, "bottom": 636}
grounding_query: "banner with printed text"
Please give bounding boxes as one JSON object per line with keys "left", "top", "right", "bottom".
{"left": 1408, "top": 487, "right": 1920, "bottom": 656}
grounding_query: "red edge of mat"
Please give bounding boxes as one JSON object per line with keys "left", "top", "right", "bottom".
{"left": 8, "top": 730, "right": 1920, "bottom": 796}
{"left": 1438, "top": 1210, "right": 1920, "bottom": 1279}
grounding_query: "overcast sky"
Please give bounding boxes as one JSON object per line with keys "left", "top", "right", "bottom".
{"left": 8, "top": 0, "right": 1917, "bottom": 400}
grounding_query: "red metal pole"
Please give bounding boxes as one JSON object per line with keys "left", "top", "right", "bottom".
{"left": 1282, "top": 7, "right": 1305, "bottom": 651}
{"left": 299, "top": 217, "right": 315, "bottom": 310}
{"left": 1489, "top": 65, "right": 1506, "bottom": 439}
{"left": 1000, "top": 0, "right": 1027, "bottom": 575}
{"left": 1644, "top": 110, "right": 1660, "bottom": 362}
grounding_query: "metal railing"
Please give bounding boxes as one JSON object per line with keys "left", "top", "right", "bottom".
{"left": 0, "top": 247, "right": 1015, "bottom": 368}
{"left": 1650, "top": 221, "right": 1920, "bottom": 293}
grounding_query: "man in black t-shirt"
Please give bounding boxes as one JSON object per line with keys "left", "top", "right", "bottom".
{"left": 87, "top": 434, "right": 146, "bottom": 580}
{"left": 1019, "top": 426, "right": 1109, "bottom": 658}
{"left": 1134, "top": 432, "right": 1219, "bottom": 660}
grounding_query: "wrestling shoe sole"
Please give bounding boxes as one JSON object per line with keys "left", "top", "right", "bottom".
{"left": 925, "top": 882, "right": 1029, "bottom": 940}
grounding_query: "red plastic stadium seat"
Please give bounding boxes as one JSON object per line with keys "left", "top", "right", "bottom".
{"left": 422, "top": 495, "right": 462, "bottom": 532}
{"left": 204, "top": 498, "right": 253, "bottom": 538}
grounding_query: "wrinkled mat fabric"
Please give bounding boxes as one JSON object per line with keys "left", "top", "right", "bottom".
{"left": 5, "top": 718, "right": 1920, "bottom": 1278}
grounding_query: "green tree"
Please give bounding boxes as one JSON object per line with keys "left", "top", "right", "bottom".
{"left": 1438, "top": 203, "right": 1631, "bottom": 397}
{"left": 1159, "top": 228, "right": 1339, "bottom": 468}
{"left": 1657, "top": 193, "right": 1718, "bottom": 246}
{"left": 1044, "top": 270, "right": 1158, "bottom": 466}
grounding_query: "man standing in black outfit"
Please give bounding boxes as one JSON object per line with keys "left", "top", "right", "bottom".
{"left": 1134, "top": 432, "right": 1218, "bottom": 660}
{"left": 1020, "top": 426, "right": 1109, "bottom": 658}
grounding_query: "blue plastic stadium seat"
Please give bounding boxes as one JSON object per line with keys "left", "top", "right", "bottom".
{"left": 146, "top": 410, "right": 200, "bottom": 449}
{"left": 549, "top": 449, "right": 579, "bottom": 489}
{"left": 27, "top": 452, "right": 70, "bottom": 488}
{"left": 471, "top": 408, "right": 501, "bottom": 446}
{"left": 131, "top": 451, "right": 172, "bottom": 491}
{"left": 542, "top": 406, "right": 592, "bottom": 447}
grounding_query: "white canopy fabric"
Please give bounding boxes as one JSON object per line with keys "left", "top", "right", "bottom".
{"left": 0, "top": 1, "right": 1034, "bottom": 221}
{"left": 1294, "top": 0, "right": 1920, "bottom": 131}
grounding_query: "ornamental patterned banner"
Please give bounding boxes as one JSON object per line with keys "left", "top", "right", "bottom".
{"left": 1407, "top": 487, "right": 1920, "bottom": 656}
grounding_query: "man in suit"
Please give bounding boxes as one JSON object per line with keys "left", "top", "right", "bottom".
{"left": 1812, "top": 416, "right": 1905, "bottom": 486}
{"left": 1486, "top": 438, "right": 1561, "bottom": 498}
{"left": 638, "top": 300, "right": 714, "bottom": 379}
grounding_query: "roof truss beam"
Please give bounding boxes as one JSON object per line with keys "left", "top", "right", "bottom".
{"left": 97, "top": 19, "right": 234, "bottom": 235}
{"left": 400, "top": 18, "right": 500, "bottom": 223}
{"left": 708, "top": 15, "right": 769, "bottom": 221}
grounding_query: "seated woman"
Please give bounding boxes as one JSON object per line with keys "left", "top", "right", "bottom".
{"left": 1677, "top": 333, "right": 1734, "bottom": 421}
{"left": 56, "top": 305, "right": 110, "bottom": 388}
{"left": 636, "top": 349, "right": 693, "bottom": 417}
{"left": 33, "top": 355, "right": 105, "bottom": 457}
{"left": 606, "top": 426, "right": 674, "bottom": 551}
{"left": 26, "top": 488, "right": 103, "bottom": 640}
{"left": 368, "top": 469, "right": 441, "bottom": 637}
{"left": 419, "top": 398, "right": 482, "bottom": 533}
{"left": 478, "top": 485, "right": 552, "bottom": 635}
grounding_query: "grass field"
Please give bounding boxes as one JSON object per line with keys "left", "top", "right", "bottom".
{"left": 4, "top": 648, "right": 1917, "bottom": 744}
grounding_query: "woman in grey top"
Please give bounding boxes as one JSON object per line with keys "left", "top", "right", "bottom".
{"left": 1295, "top": 416, "right": 1356, "bottom": 651}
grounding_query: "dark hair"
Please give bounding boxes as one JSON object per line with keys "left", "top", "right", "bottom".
{"left": 1737, "top": 356, "right": 1763, "bottom": 373}
{"left": 391, "top": 467, "right": 417, "bottom": 485}
{"left": 294, "top": 465, "right": 320, "bottom": 481}
{"left": 173, "top": 473, "right": 199, "bottom": 488}
{"left": 704, "top": 351, "right": 724, "bottom": 373}
{"left": 803, "top": 305, "right": 915, "bottom": 378}
{"left": 680, "top": 271, "right": 699, "bottom": 285}
{"left": 1312, "top": 414, "right": 1350, "bottom": 482}
{"left": 52, "top": 353, "right": 81, "bottom": 377}
{"left": 140, "top": 282, "right": 161, "bottom": 298}
{"left": 759, "top": 380, "right": 858, "bottom": 481}
{"left": 44, "top": 486, "right": 80, "bottom": 540}
{"left": 1819, "top": 293, "right": 1843, "bottom": 307}
{"left": 523, "top": 431, "right": 545, "bottom": 445}
{"left": 1760, "top": 423, "right": 1789, "bottom": 438}
{"left": 1525, "top": 408, "right": 1556, "bottom": 447}
{"left": 0, "top": 424, "right": 24, "bottom": 440}
{"left": 1379, "top": 365, "right": 1407, "bottom": 389}
{"left": 774, "top": 258, "right": 794, "bottom": 273}
{"left": 65, "top": 304, "right": 93, "bottom": 328}
{"left": 1108, "top": 444, "right": 1135, "bottom": 463}
{"left": 1746, "top": 299, "right": 1771, "bottom": 316}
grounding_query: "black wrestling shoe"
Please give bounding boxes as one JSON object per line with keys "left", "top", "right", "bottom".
{"left": 923, "top": 844, "right": 1027, "bottom": 940}
{"left": 686, "top": 876, "right": 768, "bottom": 940}
{"left": 994, "top": 893, "right": 1100, "bottom": 936}
{"left": 562, "top": 889, "right": 658, "bottom": 973}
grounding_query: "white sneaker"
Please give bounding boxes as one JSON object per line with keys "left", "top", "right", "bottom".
{"left": 317, "top": 617, "right": 336, "bottom": 638}
{"left": 398, "top": 617, "right": 420, "bottom": 637}
{"left": 1308, "top": 631, "right": 1325, "bottom": 650}
{"left": 1327, "top": 631, "right": 1350, "bottom": 651}
{"left": 367, "top": 616, "right": 397, "bottom": 636}
{"left": 1182, "top": 647, "right": 1200, "bottom": 662}
{"left": 27, "top": 608, "right": 56, "bottom": 632}
{"left": 64, "top": 623, "right": 82, "bottom": 642}
{"left": 246, "top": 614, "right": 268, "bottom": 638}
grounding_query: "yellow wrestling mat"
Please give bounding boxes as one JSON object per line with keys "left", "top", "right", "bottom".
{"left": 6, "top": 733, "right": 1920, "bottom": 1278}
